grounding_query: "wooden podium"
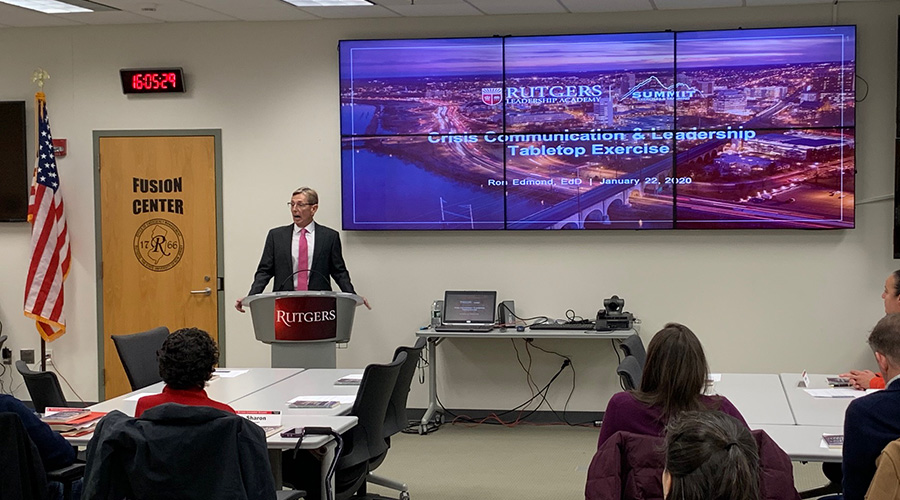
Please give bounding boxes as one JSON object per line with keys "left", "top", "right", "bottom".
{"left": 242, "top": 291, "right": 363, "bottom": 368}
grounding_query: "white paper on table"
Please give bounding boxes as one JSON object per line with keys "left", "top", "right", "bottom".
{"left": 124, "top": 392, "right": 160, "bottom": 401}
{"left": 213, "top": 369, "right": 249, "bottom": 378}
{"left": 707, "top": 373, "right": 722, "bottom": 382}
{"left": 287, "top": 395, "right": 356, "bottom": 405}
{"left": 335, "top": 373, "right": 363, "bottom": 383}
{"left": 803, "top": 388, "right": 863, "bottom": 398}
{"left": 819, "top": 438, "right": 830, "bottom": 449}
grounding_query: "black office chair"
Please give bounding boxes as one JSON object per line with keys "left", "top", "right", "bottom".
{"left": 0, "top": 412, "right": 85, "bottom": 500}
{"left": 366, "top": 338, "right": 426, "bottom": 499}
{"left": 111, "top": 326, "right": 169, "bottom": 391}
{"left": 283, "top": 352, "right": 406, "bottom": 500}
{"left": 82, "top": 404, "right": 302, "bottom": 500}
{"left": 618, "top": 334, "right": 646, "bottom": 369}
{"left": 16, "top": 360, "right": 67, "bottom": 413}
{"left": 616, "top": 355, "right": 642, "bottom": 391}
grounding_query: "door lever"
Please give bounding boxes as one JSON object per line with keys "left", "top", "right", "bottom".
{"left": 190, "top": 287, "right": 212, "bottom": 296}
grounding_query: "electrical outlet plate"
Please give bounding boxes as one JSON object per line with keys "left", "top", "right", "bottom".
{"left": 20, "top": 349, "right": 35, "bottom": 364}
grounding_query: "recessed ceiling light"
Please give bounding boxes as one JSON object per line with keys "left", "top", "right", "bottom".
{"left": 282, "top": 0, "right": 373, "bottom": 6}
{"left": 0, "top": 0, "right": 116, "bottom": 13}
{"left": 0, "top": 0, "right": 91, "bottom": 13}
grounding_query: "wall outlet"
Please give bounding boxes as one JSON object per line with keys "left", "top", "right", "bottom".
{"left": 20, "top": 349, "right": 35, "bottom": 364}
{"left": 44, "top": 349, "right": 52, "bottom": 362}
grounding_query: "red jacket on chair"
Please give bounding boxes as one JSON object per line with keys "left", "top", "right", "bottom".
{"left": 585, "top": 429, "right": 800, "bottom": 500}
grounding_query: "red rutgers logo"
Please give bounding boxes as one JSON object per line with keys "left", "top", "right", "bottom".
{"left": 481, "top": 87, "right": 502, "bottom": 105}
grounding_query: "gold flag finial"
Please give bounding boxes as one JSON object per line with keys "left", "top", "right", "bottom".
{"left": 32, "top": 68, "right": 50, "bottom": 89}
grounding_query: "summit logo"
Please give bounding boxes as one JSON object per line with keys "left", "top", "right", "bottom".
{"left": 621, "top": 77, "right": 703, "bottom": 102}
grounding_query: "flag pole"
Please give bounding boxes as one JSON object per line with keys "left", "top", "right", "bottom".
{"left": 31, "top": 69, "right": 49, "bottom": 371}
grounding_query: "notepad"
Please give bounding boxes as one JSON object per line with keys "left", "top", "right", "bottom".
{"left": 335, "top": 374, "right": 363, "bottom": 386}
{"left": 822, "top": 434, "right": 844, "bottom": 449}
{"left": 289, "top": 400, "right": 340, "bottom": 409}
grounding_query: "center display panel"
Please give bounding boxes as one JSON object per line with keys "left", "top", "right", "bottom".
{"left": 339, "top": 26, "right": 855, "bottom": 230}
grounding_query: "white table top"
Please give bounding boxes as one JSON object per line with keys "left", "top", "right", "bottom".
{"left": 87, "top": 368, "right": 306, "bottom": 416}
{"left": 229, "top": 368, "right": 364, "bottom": 416}
{"left": 780, "top": 373, "right": 853, "bottom": 427}
{"left": 416, "top": 327, "right": 636, "bottom": 340}
{"left": 710, "top": 373, "right": 795, "bottom": 426}
{"left": 752, "top": 424, "right": 843, "bottom": 463}
{"left": 266, "top": 415, "right": 358, "bottom": 450}
{"left": 73, "top": 368, "right": 359, "bottom": 449}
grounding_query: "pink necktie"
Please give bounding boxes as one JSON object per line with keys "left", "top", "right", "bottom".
{"left": 296, "top": 228, "right": 308, "bottom": 291}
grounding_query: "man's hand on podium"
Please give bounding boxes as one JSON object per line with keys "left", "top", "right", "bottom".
{"left": 235, "top": 297, "right": 246, "bottom": 313}
{"left": 361, "top": 296, "right": 371, "bottom": 310}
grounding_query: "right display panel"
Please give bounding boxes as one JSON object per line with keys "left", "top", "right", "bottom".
{"left": 672, "top": 27, "right": 855, "bottom": 229}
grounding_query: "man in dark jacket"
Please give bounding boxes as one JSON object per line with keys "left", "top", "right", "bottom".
{"left": 843, "top": 313, "right": 900, "bottom": 500}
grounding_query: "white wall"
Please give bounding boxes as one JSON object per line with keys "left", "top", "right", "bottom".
{"left": 0, "top": 2, "right": 896, "bottom": 413}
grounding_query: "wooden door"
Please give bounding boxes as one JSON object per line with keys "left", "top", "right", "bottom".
{"left": 98, "top": 134, "right": 220, "bottom": 399}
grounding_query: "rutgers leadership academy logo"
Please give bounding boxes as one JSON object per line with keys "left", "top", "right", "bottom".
{"left": 481, "top": 87, "right": 502, "bottom": 105}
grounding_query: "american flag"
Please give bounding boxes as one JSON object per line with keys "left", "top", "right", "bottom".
{"left": 24, "top": 92, "right": 70, "bottom": 342}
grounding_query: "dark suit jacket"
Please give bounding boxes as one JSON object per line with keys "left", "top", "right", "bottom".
{"left": 843, "top": 378, "right": 900, "bottom": 500}
{"left": 248, "top": 222, "right": 355, "bottom": 295}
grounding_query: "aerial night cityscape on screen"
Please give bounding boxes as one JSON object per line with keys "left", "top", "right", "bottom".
{"left": 340, "top": 26, "right": 855, "bottom": 230}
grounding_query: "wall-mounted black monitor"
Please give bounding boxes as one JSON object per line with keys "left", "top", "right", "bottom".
{"left": 339, "top": 26, "right": 856, "bottom": 230}
{"left": 0, "top": 101, "right": 28, "bottom": 222}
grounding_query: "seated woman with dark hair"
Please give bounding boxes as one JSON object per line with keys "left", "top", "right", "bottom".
{"left": 663, "top": 411, "right": 760, "bottom": 500}
{"left": 597, "top": 322, "right": 747, "bottom": 448}
{"left": 134, "top": 327, "right": 234, "bottom": 417}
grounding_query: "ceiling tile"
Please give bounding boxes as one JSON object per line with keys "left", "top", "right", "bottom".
{"left": 745, "top": 0, "right": 829, "bottom": 5}
{"left": 99, "top": 0, "right": 237, "bottom": 22}
{"left": 655, "top": 0, "right": 741, "bottom": 9}
{"left": 297, "top": 4, "right": 400, "bottom": 17}
{"left": 59, "top": 10, "right": 163, "bottom": 24}
{"left": 187, "top": 0, "right": 318, "bottom": 20}
{"left": 383, "top": 2, "right": 483, "bottom": 16}
{"left": 559, "top": 0, "right": 653, "bottom": 13}
{"left": 465, "top": 0, "right": 569, "bottom": 15}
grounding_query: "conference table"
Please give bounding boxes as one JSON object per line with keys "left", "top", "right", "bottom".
{"left": 709, "top": 372, "right": 855, "bottom": 463}
{"left": 70, "top": 367, "right": 364, "bottom": 492}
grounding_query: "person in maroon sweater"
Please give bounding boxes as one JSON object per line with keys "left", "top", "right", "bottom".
{"left": 135, "top": 327, "right": 234, "bottom": 417}
{"left": 597, "top": 322, "right": 747, "bottom": 449}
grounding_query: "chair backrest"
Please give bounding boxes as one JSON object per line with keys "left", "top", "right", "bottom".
{"left": 111, "top": 326, "right": 170, "bottom": 391}
{"left": 616, "top": 355, "right": 642, "bottom": 391}
{"left": 83, "top": 404, "right": 277, "bottom": 500}
{"left": 0, "top": 411, "right": 50, "bottom": 499}
{"left": 618, "top": 334, "right": 646, "bottom": 369}
{"left": 16, "top": 360, "right": 67, "bottom": 413}
{"left": 383, "top": 337, "right": 426, "bottom": 438}
{"left": 340, "top": 351, "right": 407, "bottom": 472}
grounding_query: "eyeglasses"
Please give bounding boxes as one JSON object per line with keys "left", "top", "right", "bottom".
{"left": 287, "top": 202, "right": 315, "bottom": 208}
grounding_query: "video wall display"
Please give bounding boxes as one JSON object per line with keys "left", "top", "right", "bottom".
{"left": 340, "top": 26, "right": 855, "bottom": 230}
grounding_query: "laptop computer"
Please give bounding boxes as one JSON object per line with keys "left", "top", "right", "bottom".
{"left": 434, "top": 291, "right": 496, "bottom": 332}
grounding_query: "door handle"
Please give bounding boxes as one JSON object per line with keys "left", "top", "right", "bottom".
{"left": 190, "top": 287, "right": 212, "bottom": 296}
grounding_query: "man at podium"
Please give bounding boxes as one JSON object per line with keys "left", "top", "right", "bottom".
{"left": 235, "top": 187, "right": 369, "bottom": 311}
